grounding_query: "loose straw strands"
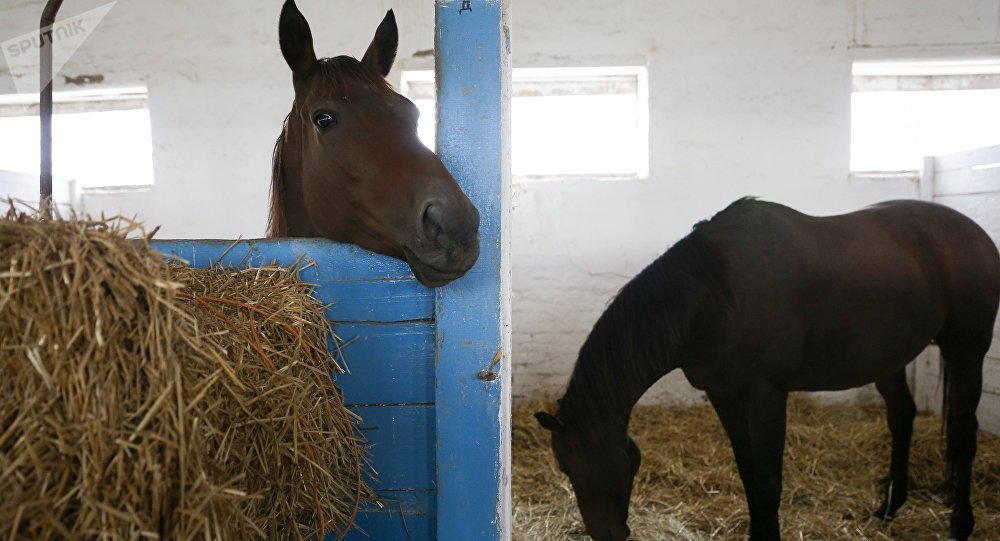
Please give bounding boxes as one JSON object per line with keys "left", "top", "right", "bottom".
{"left": 0, "top": 208, "right": 374, "bottom": 540}
{"left": 514, "top": 397, "right": 1000, "bottom": 540}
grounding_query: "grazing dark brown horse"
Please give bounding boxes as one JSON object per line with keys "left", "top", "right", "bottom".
{"left": 536, "top": 198, "right": 1000, "bottom": 541}
{"left": 269, "top": 1, "right": 480, "bottom": 287}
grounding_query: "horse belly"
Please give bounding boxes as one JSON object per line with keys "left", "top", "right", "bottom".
{"left": 683, "top": 322, "right": 935, "bottom": 394}
{"left": 789, "top": 303, "right": 943, "bottom": 391}
{"left": 787, "top": 346, "right": 919, "bottom": 391}
{"left": 727, "top": 262, "right": 947, "bottom": 392}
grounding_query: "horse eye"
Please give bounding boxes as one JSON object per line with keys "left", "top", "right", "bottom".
{"left": 314, "top": 112, "right": 337, "bottom": 130}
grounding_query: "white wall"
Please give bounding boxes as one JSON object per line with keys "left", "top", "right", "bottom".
{"left": 509, "top": 0, "right": 998, "bottom": 405}
{"left": 1, "top": 0, "right": 997, "bottom": 405}
{"left": 0, "top": 169, "right": 73, "bottom": 213}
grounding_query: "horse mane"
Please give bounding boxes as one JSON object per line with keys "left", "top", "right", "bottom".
{"left": 267, "top": 113, "right": 290, "bottom": 238}
{"left": 558, "top": 220, "right": 733, "bottom": 428}
{"left": 267, "top": 56, "right": 396, "bottom": 239}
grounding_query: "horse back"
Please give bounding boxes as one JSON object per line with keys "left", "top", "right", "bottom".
{"left": 688, "top": 199, "right": 1000, "bottom": 392}
{"left": 840, "top": 200, "right": 998, "bottom": 324}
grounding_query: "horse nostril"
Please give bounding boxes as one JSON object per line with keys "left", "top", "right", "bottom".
{"left": 422, "top": 202, "right": 444, "bottom": 246}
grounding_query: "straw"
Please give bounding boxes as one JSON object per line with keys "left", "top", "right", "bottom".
{"left": 0, "top": 206, "right": 374, "bottom": 540}
{"left": 514, "top": 397, "right": 1000, "bottom": 540}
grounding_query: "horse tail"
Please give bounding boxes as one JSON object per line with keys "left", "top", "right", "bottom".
{"left": 939, "top": 349, "right": 952, "bottom": 485}
{"left": 940, "top": 351, "right": 949, "bottom": 437}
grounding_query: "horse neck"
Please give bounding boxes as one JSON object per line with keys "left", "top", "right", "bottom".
{"left": 559, "top": 236, "right": 723, "bottom": 429}
{"left": 560, "top": 323, "right": 680, "bottom": 430}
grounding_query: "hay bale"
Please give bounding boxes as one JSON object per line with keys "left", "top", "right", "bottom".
{"left": 0, "top": 209, "right": 374, "bottom": 540}
{"left": 514, "top": 398, "right": 1000, "bottom": 540}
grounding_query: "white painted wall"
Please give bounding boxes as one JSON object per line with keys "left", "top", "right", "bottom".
{"left": 1, "top": 0, "right": 997, "bottom": 406}
{"left": 0, "top": 169, "right": 74, "bottom": 215}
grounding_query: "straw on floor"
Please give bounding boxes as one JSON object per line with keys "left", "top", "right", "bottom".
{"left": 514, "top": 397, "right": 1000, "bottom": 540}
{"left": 0, "top": 208, "right": 374, "bottom": 540}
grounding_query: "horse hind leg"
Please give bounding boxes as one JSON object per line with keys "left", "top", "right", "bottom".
{"left": 872, "top": 369, "right": 916, "bottom": 521}
{"left": 937, "top": 338, "right": 988, "bottom": 541}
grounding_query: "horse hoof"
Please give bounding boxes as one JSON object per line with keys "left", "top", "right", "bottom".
{"left": 870, "top": 510, "right": 894, "bottom": 522}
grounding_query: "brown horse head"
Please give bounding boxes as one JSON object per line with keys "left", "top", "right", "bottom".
{"left": 269, "top": 0, "right": 480, "bottom": 287}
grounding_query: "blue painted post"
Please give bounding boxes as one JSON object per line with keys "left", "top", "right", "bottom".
{"left": 434, "top": 1, "right": 511, "bottom": 540}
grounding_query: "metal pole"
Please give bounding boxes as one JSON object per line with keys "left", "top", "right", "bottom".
{"left": 40, "top": 0, "right": 65, "bottom": 219}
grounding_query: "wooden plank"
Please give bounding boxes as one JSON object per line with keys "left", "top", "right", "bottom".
{"left": 353, "top": 405, "right": 435, "bottom": 491}
{"left": 152, "top": 240, "right": 433, "bottom": 323}
{"left": 912, "top": 347, "right": 939, "bottom": 412}
{"left": 933, "top": 192, "right": 1000, "bottom": 246}
{"left": 984, "top": 355, "right": 1000, "bottom": 395}
{"left": 913, "top": 354, "right": 1000, "bottom": 429}
{"left": 336, "top": 490, "right": 436, "bottom": 541}
{"left": 918, "top": 156, "right": 935, "bottom": 201}
{"left": 318, "top": 279, "right": 433, "bottom": 323}
{"left": 919, "top": 352, "right": 999, "bottom": 386}
{"left": 933, "top": 166, "right": 1000, "bottom": 196}
{"left": 933, "top": 144, "right": 1000, "bottom": 173}
{"left": 150, "top": 239, "right": 414, "bottom": 281}
{"left": 332, "top": 322, "right": 435, "bottom": 406}
{"left": 977, "top": 391, "right": 1000, "bottom": 436}
{"left": 918, "top": 370, "right": 999, "bottom": 398}
{"left": 434, "top": 1, "right": 512, "bottom": 540}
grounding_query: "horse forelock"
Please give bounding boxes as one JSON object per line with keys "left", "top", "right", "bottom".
{"left": 315, "top": 56, "right": 395, "bottom": 96}
{"left": 559, "top": 225, "right": 731, "bottom": 430}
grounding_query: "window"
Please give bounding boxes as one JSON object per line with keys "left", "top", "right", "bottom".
{"left": 851, "top": 61, "right": 1000, "bottom": 172}
{"left": 0, "top": 87, "right": 154, "bottom": 188}
{"left": 401, "top": 67, "right": 648, "bottom": 181}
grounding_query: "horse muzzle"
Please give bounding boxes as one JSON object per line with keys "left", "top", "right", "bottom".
{"left": 403, "top": 197, "right": 480, "bottom": 287}
{"left": 403, "top": 240, "right": 479, "bottom": 288}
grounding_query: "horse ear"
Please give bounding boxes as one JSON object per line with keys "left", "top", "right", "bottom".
{"left": 534, "top": 412, "right": 564, "bottom": 432}
{"left": 279, "top": 0, "right": 318, "bottom": 76}
{"left": 362, "top": 9, "right": 398, "bottom": 77}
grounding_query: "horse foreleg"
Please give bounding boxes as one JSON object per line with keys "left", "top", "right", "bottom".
{"left": 743, "top": 381, "right": 789, "bottom": 541}
{"left": 940, "top": 343, "right": 984, "bottom": 541}
{"left": 872, "top": 370, "right": 916, "bottom": 520}
{"left": 708, "top": 392, "right": 756, "bottom": 508}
